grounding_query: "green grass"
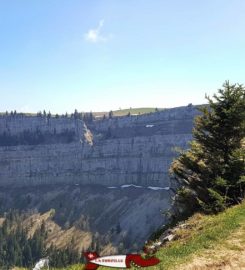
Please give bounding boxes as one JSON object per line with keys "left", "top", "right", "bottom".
{"left": 151, "top": 201, "right": 245, "bottom": 269}
{"left": 14, "top": 265, "right": 83, "bottom": 270}
{"left": 50, "top": 265, "right": 82, "bottom": 270}
{"left": 112, "top": 107, "right": 164, "bottom": 116}
{"left": 93, "top": 107, "right": 164, "bottom": 118}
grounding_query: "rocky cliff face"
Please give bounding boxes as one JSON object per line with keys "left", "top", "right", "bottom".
{"left": 0, "top": 105, "right": 199, "bottom": 252}
{"left": 0, "top": 105, "right": 198, "bottom": 188}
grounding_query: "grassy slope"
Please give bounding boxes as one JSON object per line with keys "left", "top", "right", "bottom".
{"left": 112, "top": 108, "right": 163, "bottom": 116}
{"left": 16, "top": 202, "right": 245, "bottom": 270}
{"left": 93, "top": 107, "right": 164, "bottom": 118}
{"left": 153, "top": 202, "right": 245, "bottom": 269}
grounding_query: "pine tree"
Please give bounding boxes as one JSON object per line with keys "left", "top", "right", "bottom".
{"left": 109, "top": 110, "right": 113, "bottom": 119}
{"left": 23, "top": 244, "right": 32, "bottom": 266}
{"left": 170, "top": 81, "right": 245, "bottom": 214}
{"left": 74, "top": 109, "right": 78, "bottom": 119}
{"left": 89, "top": 112, "right": 94, "bottom": 122}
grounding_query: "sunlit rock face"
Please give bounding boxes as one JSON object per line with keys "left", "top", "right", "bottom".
{"left": 0, "top": 105, "right": 199, "bottom": 252}
{"left": 0, "top": 105, "right": 199, "bottom": 188}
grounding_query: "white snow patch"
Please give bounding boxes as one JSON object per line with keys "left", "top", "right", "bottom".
{"left": 147, "top": 186, "right": 170, "bottom": 191}
{"left": 107, "top": 185, "right": 170, "bottom": 191}
{"left": 121, "top": 184, "right": 143, "bottom": 188}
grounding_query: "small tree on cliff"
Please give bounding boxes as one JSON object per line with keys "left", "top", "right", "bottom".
{"left": 170, "top": 81, "right": 245, "bottom": 214}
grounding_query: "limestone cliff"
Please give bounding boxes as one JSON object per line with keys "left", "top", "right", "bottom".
{"left": 0, "top": 105, "right": 199, "bottom": 188}
{"left": 0, "top": 105, "right": 199, "bottom": 251}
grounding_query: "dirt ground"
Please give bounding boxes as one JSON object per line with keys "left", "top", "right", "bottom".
{"left": 178, "top": 225, "right": 245, "bottom": 270}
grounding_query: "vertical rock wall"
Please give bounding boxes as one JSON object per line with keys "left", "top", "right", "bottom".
{"left": 0, "top": 105, "right": 199, "bottom": 187}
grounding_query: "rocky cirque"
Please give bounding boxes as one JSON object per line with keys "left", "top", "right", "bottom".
{"left": 0, "top": 105, "right": 199, "bottom": 251}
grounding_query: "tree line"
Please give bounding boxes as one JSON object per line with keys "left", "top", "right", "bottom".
{"left": 0, "top": 129, "right": 76, "bottom": 146}
{"left": 0, "top": 210, "right": 81, "bottom": 269}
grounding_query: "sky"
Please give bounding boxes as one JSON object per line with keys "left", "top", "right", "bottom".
{"left": 0, "top": 1, "right": 244, "bottom": 113}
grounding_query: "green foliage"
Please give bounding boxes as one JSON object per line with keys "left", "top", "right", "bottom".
{"left": 198, "top": 188, "right": 226, "bottom": 213}
{"left": 0, "top": 129, "right": 76, "bottom": 146}
{"left": 83, "top": 112, "right": 94, "bottom": 123}
{"left": 171, "top": 81, "right": 245, "bottom": 214}
{"left": 0, "top": 210, "right": 81, "bottom": 269}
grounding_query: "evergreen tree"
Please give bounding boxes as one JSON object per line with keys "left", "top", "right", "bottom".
{"left": 0, "top": 211, "right": 81, "bottom": 268}
{"left": 109, "top": 110, "right": 113, "bottom": 119}
{"left": 89, "top": 112, "right": 94, "bottom": 122}
{"left": 170, "top": 81, "right": 245, "bottom": 214}
{"left": 83, "top": 112, "right": 93, "bottom": 123}
{"left": 47, "top": 111, "right": 51, "bottom": 118}
{"left": 74, "top": 109, "right": 78, "bottom": 119}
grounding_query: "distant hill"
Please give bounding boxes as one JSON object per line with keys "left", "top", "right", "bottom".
{"left": 93, "top": 107, "right": 164, "bottom": 118}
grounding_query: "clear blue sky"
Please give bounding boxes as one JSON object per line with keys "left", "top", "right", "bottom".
{"left": 0, "top": 1, "right": 244, "bottom": 113}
